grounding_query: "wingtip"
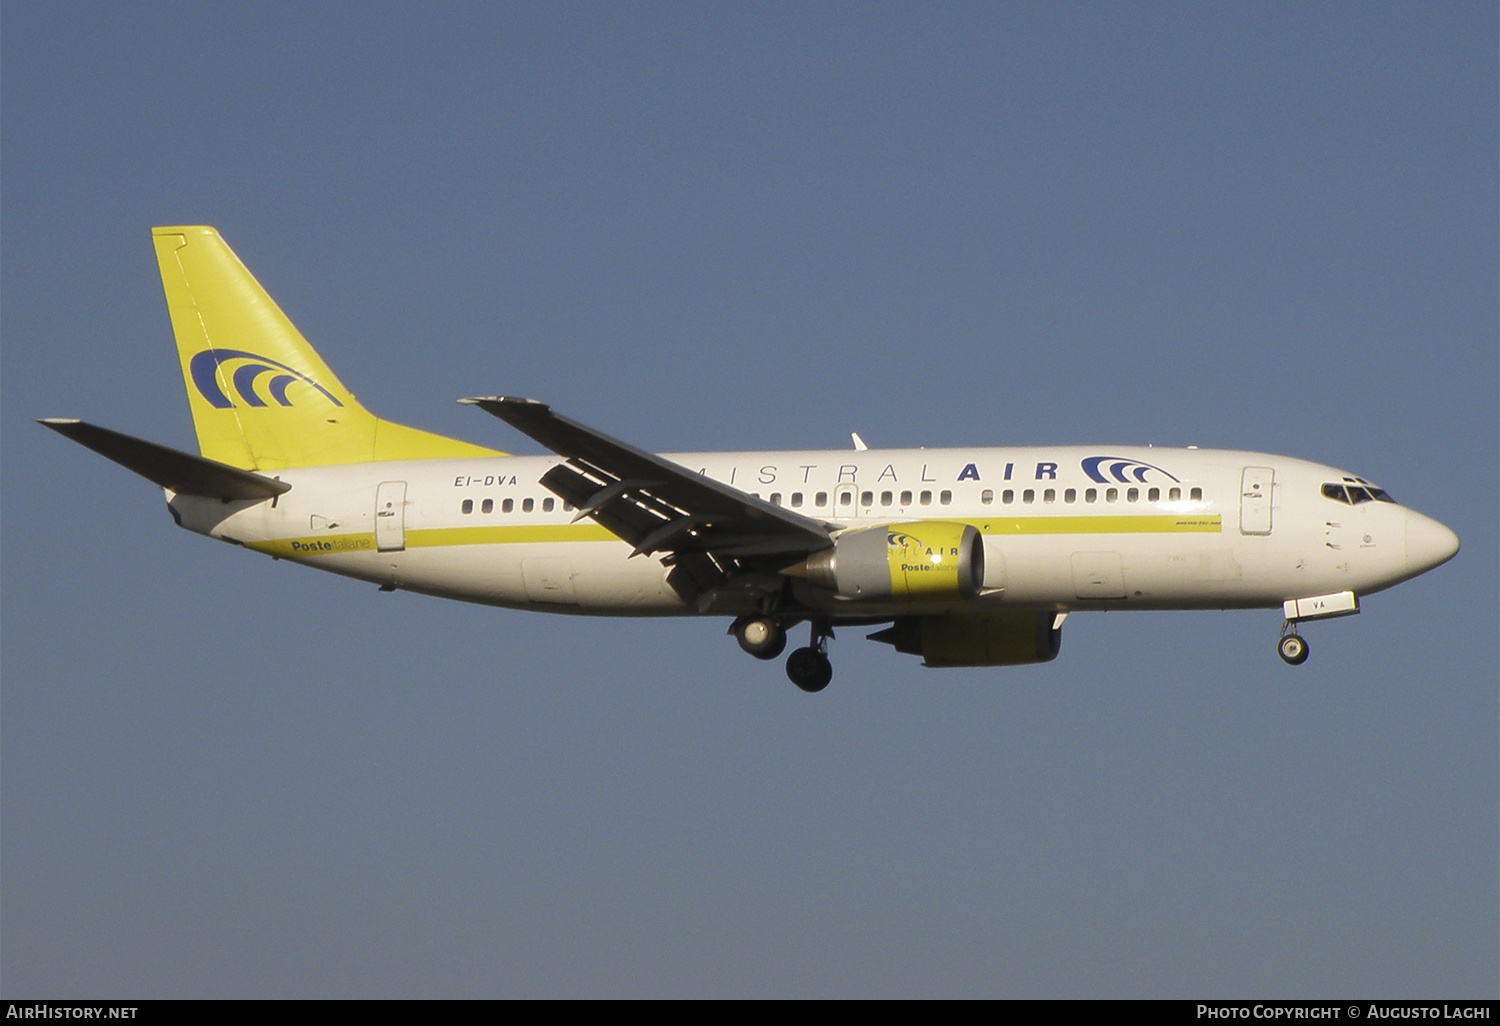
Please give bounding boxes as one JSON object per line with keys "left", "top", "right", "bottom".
{"left": 459, "top": 395, "right": 548, "bottom": 409}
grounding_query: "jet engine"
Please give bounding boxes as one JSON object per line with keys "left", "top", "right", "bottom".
{"left": 868, "top": 612, "right": 1062, "bottom": 667}
{"left": 788, "top": 522, "right": 983, "bottom": 600}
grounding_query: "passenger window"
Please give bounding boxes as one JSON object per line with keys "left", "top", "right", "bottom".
{"left": 920, "top": 491, "right": 932, "bottom": 506}
{"left": 1085, "top": 488, "right": 1097, "bottom": 503}
{"left": 481, "top": 498, "right": 494, "bottom": 514}
{"left": 461, "top": 499, "right": 473, "bottom": 514}
{"left": 1043, "top": 489, "right": 1056, "bottom": 503}
{"left": 1190, "top": 487, "right": 1202, "bottom": 501}
{"left": 1064, "top": 488, "right": 1076, "bottom": 503}
{"left": 1169, "top": 487, "right": 1181, "bottom": 502}
{"left": 980, "top": 489, "right": 993, "bottom": 505}
{"left": 1002, "top": 489, "right": 1014, "bottom": 504}
{"left": 502, "top": 498, "right": 514, "bottom": 513}
{"left": 1127, "top": 487, "right": 1138, "bottom": 502}
{"left": 1023, "top": 489, "right": 1035, "bottom": 504}
{"left": 770, "top": 492, "right": 782, "bottom": 506}
{"left": 815, "top": 492, "right": 828, "bottom": 507}
{"left": 900, "top": 490, "right": 913, "bottom": 506}
{"left": 1148, "top": 487, "right": 1159, "bottom": 502}
{"left": 563, "top": 502, "right": 574, "bottom": 512}
{"left": 861, "top": 491, "right": 874, "bottom": 506}
{"left": 939, "top": 490, "right": 952, "bottom": 505}
{"left": 880, "top": 491, "right": 893, "bottom": 506}
{"left": 542, "top": 497, "right": 555, "bottom": 512}
{"left": 839, "top": 492, "right": 853, "bottom": 507}
{"left": 1106, "top": 488, "right": 1118, "bottom": 503}
{"left": 522, "top": 498, "right": 534, "bottom": 513}
{"left": 791, "top": 492, "right": 803, "bottom": 508}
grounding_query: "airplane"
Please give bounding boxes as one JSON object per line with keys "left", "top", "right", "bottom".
{"left": 41, "top": 226, "right": 1461, "bottom": 692}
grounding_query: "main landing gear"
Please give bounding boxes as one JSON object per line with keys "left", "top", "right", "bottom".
{"left": 1277, "top": 622, "right": 1310, "bottom": 666}
{"left": 731, "top": 614, "right": 787, "bottom": 660}
{"left": 785, "top": 622, "right": 834, "bottom": 693}
{"left": 730, "top": 616, "right": 833, "bottom": 692}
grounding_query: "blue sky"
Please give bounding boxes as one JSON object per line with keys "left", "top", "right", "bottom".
{"left": 3, "top": 3, "right": 1495, "bottom": 997}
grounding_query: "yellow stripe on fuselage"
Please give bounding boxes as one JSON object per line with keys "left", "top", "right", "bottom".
{"left": 973, "top": 514, "right": 1221, "bottom": 535}
{"left": 246, "top": 522, "right": 620, "bottom": 558}
{"left": 405, "top": 524, "right": 618, "bottom": 547}
{"left": 246, "top": 513, "right": 1217, "bottom": 559}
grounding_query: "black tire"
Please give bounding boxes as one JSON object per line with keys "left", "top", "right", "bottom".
{"left": 785, "top": 647, "right": 833, "bottom": 693}
{"left": 1278, "top": 634, "right": 1310, "bottom": 666}
{"left": 734, "top": 616, "right": 787, "bottom": 660}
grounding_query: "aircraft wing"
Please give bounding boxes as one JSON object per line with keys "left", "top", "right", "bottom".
{"left": 461, "top": 396, "right": 833, "bottom": 601}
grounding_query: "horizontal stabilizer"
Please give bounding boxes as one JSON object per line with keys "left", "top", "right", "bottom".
{"left": 38, "top": 419, "right": 290, "bottom": 501}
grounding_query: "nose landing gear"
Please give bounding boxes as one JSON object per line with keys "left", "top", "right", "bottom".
{"left": 1277, "top": 591, "right": 1360, "bottom": 665}
{"left": 1278, "top": 623, "right": 1310, "bottom": 666}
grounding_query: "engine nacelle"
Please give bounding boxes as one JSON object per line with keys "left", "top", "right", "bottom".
{"left": 868, "top": 612, "right": 1062, "bottom": 667}
{"left": 795, "top": 522, "right": 983, "bottom": 600}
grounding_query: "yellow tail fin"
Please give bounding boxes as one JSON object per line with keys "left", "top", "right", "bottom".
{"left": 153, "top": 226, "right": 501, "bottom": 470}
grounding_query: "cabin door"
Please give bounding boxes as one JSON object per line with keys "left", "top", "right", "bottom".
{"left": 375, "top": 481, "right": 407, "bottom": 552}
{"left": 1239, "top": 467, "right": 1274, "bottom": 536}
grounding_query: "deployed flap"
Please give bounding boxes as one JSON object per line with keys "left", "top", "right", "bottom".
{"left": 460, "top": 396, "right": 833, "bottom": 571}
{"left": 38, "top": 419, "right": 290, "bottom": 501}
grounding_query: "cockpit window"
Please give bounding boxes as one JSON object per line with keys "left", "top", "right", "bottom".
{"left": 1323, "top": 481, "right": 1396, "bottom": 504}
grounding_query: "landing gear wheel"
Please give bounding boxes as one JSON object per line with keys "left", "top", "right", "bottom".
{"left": 785, "top": 647, "right": 833, "bottom": 693}
{"left": 732, "top": 616, "right": 787, "bottom": 660}
{"left": 1278, "top": 633, "right": 1310, "bottom": 666}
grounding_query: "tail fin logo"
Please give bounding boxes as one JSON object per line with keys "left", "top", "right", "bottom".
{"left": 189, "top": 349, "right": 343, "bottom": 409}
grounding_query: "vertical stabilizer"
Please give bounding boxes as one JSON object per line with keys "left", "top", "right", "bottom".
{"left": 153, "top": 226, "right": 499, "bottom": 469}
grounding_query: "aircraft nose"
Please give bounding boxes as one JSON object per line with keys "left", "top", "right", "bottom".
{"left": 1405, "top": 509, "right": 1460, "bottom": 575}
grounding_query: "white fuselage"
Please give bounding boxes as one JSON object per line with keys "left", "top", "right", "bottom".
{"left": 166, "top": 444, "right": 1456, "bottom": 620}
